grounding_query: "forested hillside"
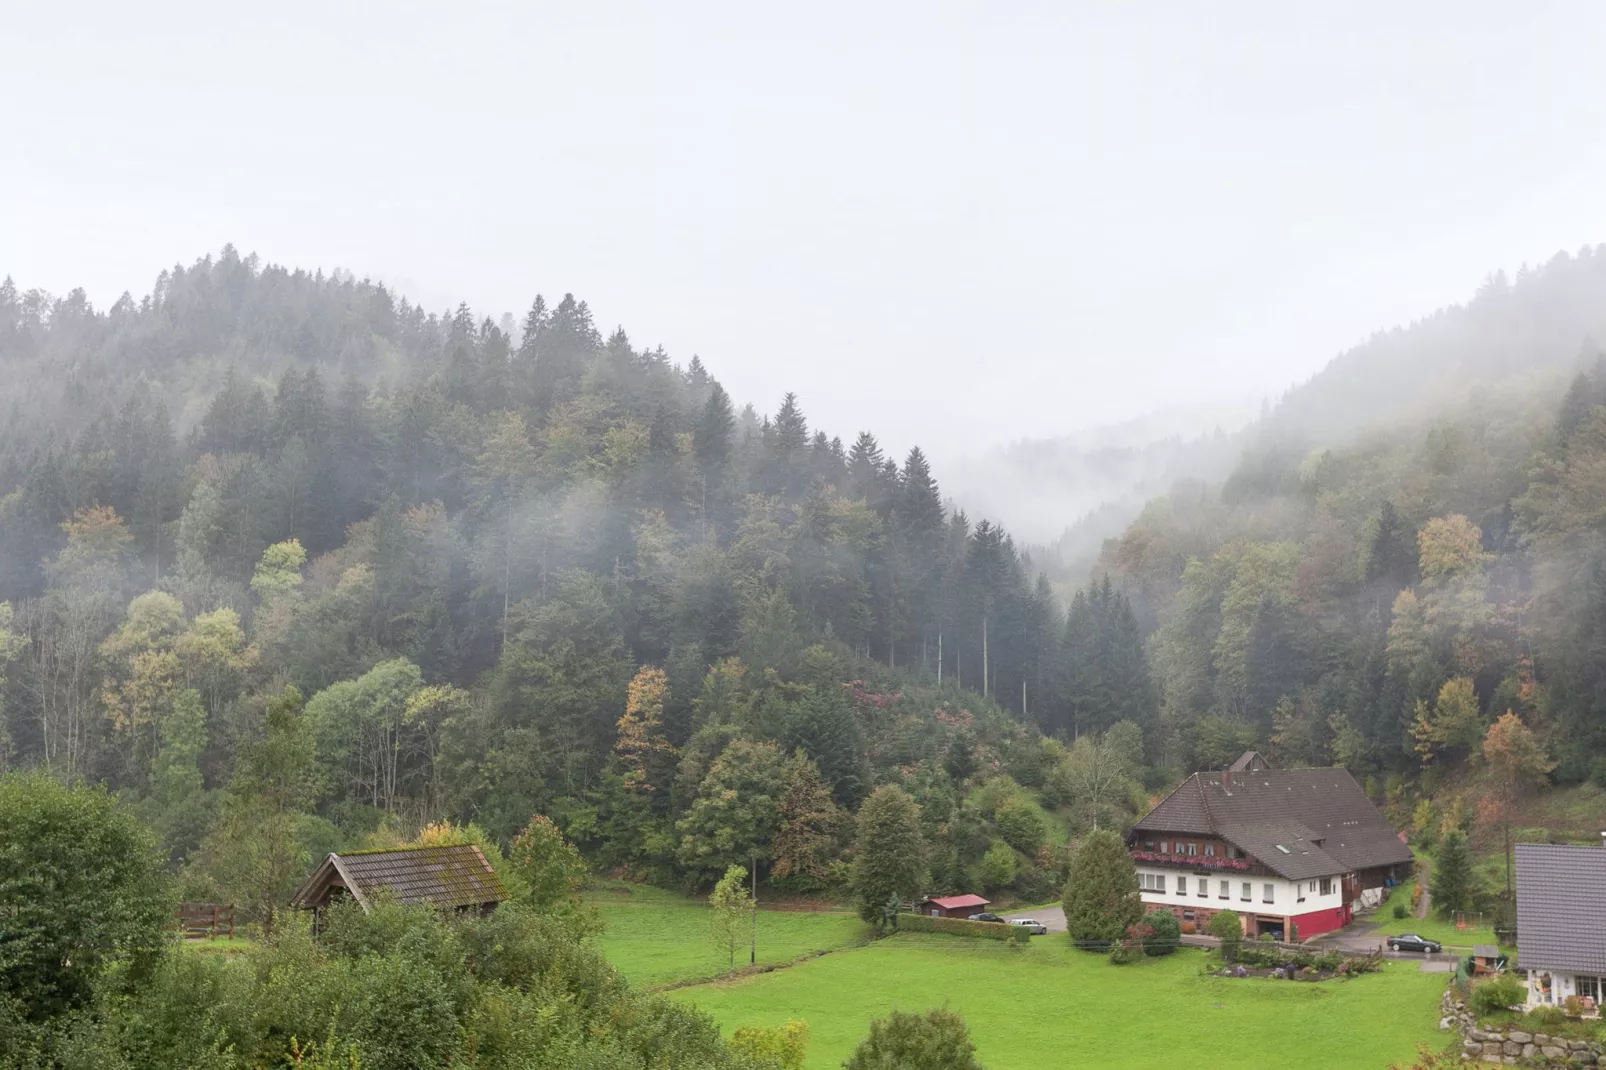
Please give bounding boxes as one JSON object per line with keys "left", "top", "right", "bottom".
{"left": 1103, "top": 245, "right": 1606, "bottom": 792}
{"left": 0, "top": 248, "right": 1159, "bottom": 916}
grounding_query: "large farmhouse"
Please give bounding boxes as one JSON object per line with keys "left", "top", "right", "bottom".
{"left": 1126, "top": 754, "right": 1412, "bottom": 940}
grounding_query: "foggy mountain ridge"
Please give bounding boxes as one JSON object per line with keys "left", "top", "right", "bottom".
{"left": 959, "top": 247, "right": 1606, "bottom": 591}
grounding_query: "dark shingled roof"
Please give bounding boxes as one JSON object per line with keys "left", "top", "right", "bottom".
{"left": 1515, "top": 843, "right": 1606, "bottom": 974}
{"left": 1131, "top": 768, "right": 1412, "bottom": 881}
{"left": 292, "top": 844, "right": 507, "bottom": 912}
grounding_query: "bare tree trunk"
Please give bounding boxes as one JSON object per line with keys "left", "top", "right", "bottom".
{"left": 981, "top": 615, "right": 989, "bottom": 698}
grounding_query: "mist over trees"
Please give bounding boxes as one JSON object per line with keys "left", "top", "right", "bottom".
{"left": 0, "top": 247, "right": 1145, "bottom": 912}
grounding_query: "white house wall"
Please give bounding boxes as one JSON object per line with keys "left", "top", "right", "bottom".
{"left": 1134, "top": 868, "right": 1345, "bottom": 917}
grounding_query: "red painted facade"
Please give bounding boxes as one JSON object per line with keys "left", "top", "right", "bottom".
{"left": 1291, "top": 904, "right": 1350, "bottom": 938}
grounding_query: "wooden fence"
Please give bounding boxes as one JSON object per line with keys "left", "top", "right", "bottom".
{"left": 173, "top": 902, "right": 235, "bottom": 940}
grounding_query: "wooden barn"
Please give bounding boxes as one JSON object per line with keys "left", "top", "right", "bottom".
{"left": 916, "top": 894, "right": 990, "bottom": 919}
{"left": 291, "top": 844, "right": 508, "bottom": 918}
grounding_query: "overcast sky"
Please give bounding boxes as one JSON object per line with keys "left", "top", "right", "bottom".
{"left": 5, "top": 1, "right": 1606, "bottom": 461}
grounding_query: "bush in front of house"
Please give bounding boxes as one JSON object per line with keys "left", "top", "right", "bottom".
{"left": 1141, "top": 910, "right": 1180, "bottom": 956}
{"left": 1393, "top": 903, "right": 1408, "bottom": 919}
{"left": 1469, "top": 975, "right": 1526, "bottom": 1016}
{"left": 1208, "top": 909, "right": 1243, "bottom": 960}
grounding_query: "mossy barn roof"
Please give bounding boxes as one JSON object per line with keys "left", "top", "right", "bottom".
{"left": 291, "top": 844, "right": 507, "bottom": 913}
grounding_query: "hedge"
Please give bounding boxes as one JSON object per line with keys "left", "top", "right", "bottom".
{"left": 896, "top": 913, "right": 1031, "bottom": 944}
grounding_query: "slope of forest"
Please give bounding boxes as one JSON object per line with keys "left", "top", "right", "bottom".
{"left": 1101, "top": 245, "right": 1606, "bottom": 796}
{"left": 0, "top": 248, "right": 1159, "bottom": 921}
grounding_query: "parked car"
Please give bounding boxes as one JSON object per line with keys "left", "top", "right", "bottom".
{"left": 1007, "top": 918, "right": 1047, "bottom": 935}
{"left": 1387, "top": 934, "right": 1443, "bottom": 954}
{"left": 967, "top": 912, "right": 1005, "bottom": 923}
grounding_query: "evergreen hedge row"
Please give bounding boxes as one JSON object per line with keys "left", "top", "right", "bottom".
{"left": 896, "top": 913, "right": 1031, "bottom": 944}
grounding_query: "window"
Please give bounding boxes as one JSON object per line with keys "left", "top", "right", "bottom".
{"left": 1176, "top": 876, "right": 1187, "bottom": 895}
{"left": 1263, "top": 884, "right": 1275, "bottom": 903}
{"left": 1579, "top": 978, "right": 1600, "bottom": 1002}
{"left": 1186, "top": 843, "right": 1197, "bottom": 857}
{"left": 1218, "top": 880, "right": 1229, "bottom": 899}
{"left": 1204, "top": 844, "right": 1216, "bottom": 857}
{"left": 1142, "top": 840, "right": 1156, "bottom": 851}
{"left": 1159, "top": 841, "right": 1169, "bottom": 855}
{"left": 1240, "top": 882, "right": 1251, "bottom": 901}
{"left": 1140, "top": 873, "right": 1166, "bottom": 892}
{"left": 1197, "top": 879, "right": 1208, "bottom": 898}
{"left": 1319, "top": 878, "right": 1333, "bottom": 897}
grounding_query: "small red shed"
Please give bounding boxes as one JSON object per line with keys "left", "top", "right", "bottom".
{"left": 917, "top": 894, "right": 990, "bottom": 919}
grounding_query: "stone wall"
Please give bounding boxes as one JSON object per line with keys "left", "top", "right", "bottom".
{"left": 1441, "top": 989, "right": 1606, "bottom": 1066}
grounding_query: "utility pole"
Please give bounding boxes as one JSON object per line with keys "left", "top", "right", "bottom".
{"left": 750, "top": 850, "right": 758, "bottom": 966}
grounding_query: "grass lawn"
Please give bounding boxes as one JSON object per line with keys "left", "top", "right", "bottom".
{"left": 588, "top": 883, "right": 870, "bottom": 990}
{"left": 674, "top": 934, "right": 1449, "bottom": 1069}
{"left": 1372, "top": 882, "right": 1500, "bottom": 951}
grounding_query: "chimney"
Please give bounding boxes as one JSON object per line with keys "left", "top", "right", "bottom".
{"left": 1222, "top": 769, "right": 1231, "bottom": 789}
{"left": 1599, "top": 831, "right": 1605, "bottom": 847}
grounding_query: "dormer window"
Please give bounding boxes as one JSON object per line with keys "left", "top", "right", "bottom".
{"left": 1159, "top": 841, "right": 1169, "bottom": 855}
{"left": 1204, "top": 844, "right": 1215, "bottom": 857}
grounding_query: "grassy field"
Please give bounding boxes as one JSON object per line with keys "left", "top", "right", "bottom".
{"left": 588, "top": 882, "right": 870, "bottom": 990}
{"left": 673, "top": 933, "right": 1449, "bottom": 1069}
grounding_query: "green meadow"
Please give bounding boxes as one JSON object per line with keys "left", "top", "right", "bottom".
{"left": 589, "top": 885, "right": 1449, "bottom": 1068}
{"left": 588, "top": 882, "right": 870, "bottom": 990}
{"left": 672, "top": 934, "right": 1448, "bottom": 1069}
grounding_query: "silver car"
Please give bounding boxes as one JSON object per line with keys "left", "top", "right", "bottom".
{"left": 1007, "top": 918, "right": 1047, "bottom": 936}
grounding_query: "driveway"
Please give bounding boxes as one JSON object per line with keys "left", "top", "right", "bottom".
{"left": 1004, "top": 907, "right": 1065, "bottom": 933}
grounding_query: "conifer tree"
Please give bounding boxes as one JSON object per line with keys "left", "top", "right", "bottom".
{"left": 1430, "top": 829, "right": 1474, "bottom": 918}
{"left": 1063, "top": 828, "right": 1141, "bottom": 950}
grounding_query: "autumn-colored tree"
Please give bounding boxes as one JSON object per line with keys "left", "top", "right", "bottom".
{"left": 1411, "top": 677, "right": 1484, "bottom": 765}
{"left": 770, "top": 750, "right": 846, "bottom": 892}
{"left": 1481, "top": 711, "right": 1555, "bottom": 898}
{"left": 616, "top": 665, "right": 676, "bottom": 792}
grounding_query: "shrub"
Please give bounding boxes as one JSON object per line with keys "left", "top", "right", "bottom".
{"left": 1393, "top": 902, "right": 1408, "bottom": 919}
{"left": 0, "top": 772, "right": 173, "bottom": 1020}
{"left": 978, "top": 841, "right": 1017, "bottom": 891}
{"left": 1208, "top": 910, "right": 1243, "bottom": 960}
{"left": 1469, "top": 976, "right": 1525, "bottom": 1016}
{"left": 993, "top": 800, "right": 1047, "bottom": 855}
{"left": 843, "top": 1008, "right": 982, "bottom": 1070}
{"left": 1141, "top": 910, "right": 1181, "bottom": 956}
{"left": 730, "top": 1020, "right": 810, "bottom": 1070}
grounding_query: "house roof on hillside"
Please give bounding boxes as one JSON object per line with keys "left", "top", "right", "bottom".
{"left": 1130, "top": 768, "right": 1412, "bottom": 881}
{"left": 1515, "top": 843, "right": 1606, "bottom": 974}
{"left": 291, "top": 844, "right": 507, "bottom": 913}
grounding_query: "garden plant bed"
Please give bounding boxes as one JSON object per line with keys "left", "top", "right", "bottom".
{"left": 1213, "top": 964, "right": 1351, "bottom": 982}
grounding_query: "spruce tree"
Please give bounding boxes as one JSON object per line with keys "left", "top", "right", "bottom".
{"left": 1063, "top": 828, "right": 1142, "bottom": 950}
{"left": 1431, "top": 829, "right": 1475, "bottom": 918}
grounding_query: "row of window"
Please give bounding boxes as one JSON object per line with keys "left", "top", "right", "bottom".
{"left": 1140, "top": 874, "right": 1278, "bottom": 903}
{"left": 1144, "top": 840, "right": 1223, "bottom": 858}
{"left": 1138, "top": 875, "right": 1337, "bottom": 901}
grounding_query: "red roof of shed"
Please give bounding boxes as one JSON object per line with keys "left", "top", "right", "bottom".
{"left": 921, "top": 894, "right": 989, "bottom": 909}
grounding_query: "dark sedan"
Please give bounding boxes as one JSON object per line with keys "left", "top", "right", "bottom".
{"left": 1387, "top": 933, "right": 1443, "bottom": 954}
{"left": 967, "top": 912, "right": 1005, "bottom": 923}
